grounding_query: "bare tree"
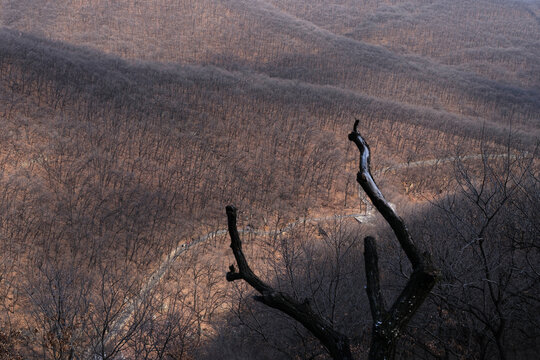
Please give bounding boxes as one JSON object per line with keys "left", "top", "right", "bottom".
{"left": 225, "top": 121, "right": 439, "bottom": 359}
{"left": 407, "top": 141, "right": 539, "bottom": 359}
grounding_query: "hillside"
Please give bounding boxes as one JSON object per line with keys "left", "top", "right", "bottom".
{"left": 0, "top": 1, "right": 538, "bottom": 359}
{"left": 1, "top": 0, "right": 539, "bottom": 131}
{"left": 268, "top": 0, "right": 540, "bottom": 87}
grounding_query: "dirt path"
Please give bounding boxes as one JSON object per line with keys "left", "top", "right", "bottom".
{"left": 98, "top": 211, "right": 374, "bottom": 352}
{"left": 377, "top": 153, "right": 514, "bottom": 174}
{"left": 94, "top": 152, "right": 513, "bottom": 356}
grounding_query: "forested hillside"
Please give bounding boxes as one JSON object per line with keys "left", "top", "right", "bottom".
{"left": 0, "top": 0, "right": 538, "bottom": 359}
{"left": 2, "top": 0, "right": 539, "bottom": 127}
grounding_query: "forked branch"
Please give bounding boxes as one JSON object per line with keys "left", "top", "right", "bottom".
{"left": 225, "top": 121, "right": 439, "bottom": 360}
{"left": 226, "top": 205, "right": 353, "bottom": 360}
{"left": 349, "top": 120, "right": 439, "bottom": 359}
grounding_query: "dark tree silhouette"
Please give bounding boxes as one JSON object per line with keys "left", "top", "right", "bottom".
{"left": 225, "top": 120, "right": 440, "bottom": 359}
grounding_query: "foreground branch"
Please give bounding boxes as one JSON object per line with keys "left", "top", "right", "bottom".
{"left": 348, "top": 120, "right": 422, "bottom": 268}
{"left": 225, "top": 206, "right": 353, "bottom": 360}
{"left": 349, "top": 120, "right": 439, "bottom": 359}
{"left": 224, "top": 121, "right": 439, "bottom": 359}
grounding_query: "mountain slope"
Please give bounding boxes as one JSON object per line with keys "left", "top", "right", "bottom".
{"left": 266, "top": 0, "right": 540, "bottom": 87}
{"left": 1, "top": 0, "right": 539, "bottom": 132}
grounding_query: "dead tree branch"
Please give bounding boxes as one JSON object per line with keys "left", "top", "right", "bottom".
{"left": 225, "top": 205, "right": 352, "bottom": 360}
{"left": 349, "top": 120, "right": 439, "bottom": 359}
{"left": 225, "top": 120, "right": 439, "bottom": 359}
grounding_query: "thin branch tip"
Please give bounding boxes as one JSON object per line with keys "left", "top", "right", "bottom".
{"left": 226, "top": 205, "right": 237, "bottom": 215}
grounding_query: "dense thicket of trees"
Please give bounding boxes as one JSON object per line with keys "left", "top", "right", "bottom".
{"left": 409, "top": 147, "right": 539, "bottom": 360}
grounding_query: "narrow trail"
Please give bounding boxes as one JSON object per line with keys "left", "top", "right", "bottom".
{"left": 95, "top": 152, "right": 515, "bottom": 355}
{"left": 377, "top": 153, "right": 515, "bottom": 174}
{"left": 99, "top": 212, "right": 374, "bottom": 351}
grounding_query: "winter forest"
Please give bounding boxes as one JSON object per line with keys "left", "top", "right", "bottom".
{"left": 0, "top": 0, "right": 538, "bottom": 359}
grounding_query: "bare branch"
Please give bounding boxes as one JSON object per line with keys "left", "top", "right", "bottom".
{"left": 349, "top": 120, "right": 422, "bottom": 269}
{"left": 363, "top": 236, "right": 385, "bottom": 323}
{"left": 225, "top": 121, "right": 439, "bottom": 360}
{"left": 349, "top": 120, "right": 439, "bottom": 359}
{"left": 225, "top": 205, "right": 353, "bottom": 360}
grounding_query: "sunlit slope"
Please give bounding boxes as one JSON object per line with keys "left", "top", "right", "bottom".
{"left": 2, "top": 29, "right": 535, "bottom": 150}
{"left": 266, "top": 0, "right": 540, "bottom": 88}
{"left": 2, "top": 30, "right": 535, "bottom": 228}
{"left": 1, "top": 0, "right": 539, "bottom": 132}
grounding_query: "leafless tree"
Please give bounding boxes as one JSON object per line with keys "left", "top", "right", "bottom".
{"left": 407, "top": 141, "right": 539, "bottom": 359}
{"left": 225, "top": 121, "right": 439, "bottom": 359}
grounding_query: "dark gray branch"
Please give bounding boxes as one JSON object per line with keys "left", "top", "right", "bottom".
{"left": 348, "top": 120, "right": 422, "bottom": 269}
{"left": 226, "top": 206, "right": 270, "bottom": 293}
{"left": 225, "top": 205, "right": 353, "bottom": 360}
{"left": 364, "top": 236, "right": 385, "bottom": 323}
{"left": 349, "top": 120, "right": 439, "bottom": 360}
